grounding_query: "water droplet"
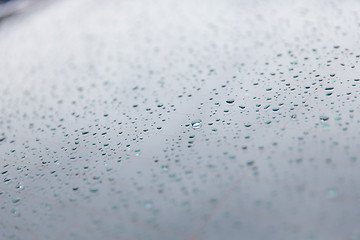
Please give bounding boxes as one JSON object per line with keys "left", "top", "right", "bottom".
{"left": 191, "top": 119, "right": 202, "bottom": 129}
{"left": 90, "top": 188, "right": 98, "bottom": 193}
{"left": 320, "top": 116, "right": 329, "bottom": 122}
{"left": 327, "top": 189, "right": 338, "bottom": 199}
{"left": 144, "top": 201, "right": 153, "bottom": 209}
{"left": 225, "top": 99, "right": 235, "bottom": 105}
{"left": 11, "top": 208, "right": 19, "bottom": 216}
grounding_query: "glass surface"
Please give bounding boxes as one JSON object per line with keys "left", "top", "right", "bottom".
{"left": 1, "top": 0, "right": 360, "bottom": 239}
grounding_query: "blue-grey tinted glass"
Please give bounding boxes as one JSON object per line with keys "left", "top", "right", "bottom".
{"left": 1, "top": 0, "right": 360, "bottom": 239}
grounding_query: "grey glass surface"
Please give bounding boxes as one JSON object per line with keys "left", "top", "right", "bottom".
{"left": 1, "top": 0, "right": 360, "bottom": 239}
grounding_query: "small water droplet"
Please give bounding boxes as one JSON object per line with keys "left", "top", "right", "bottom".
{"left": 144, "top": 201, "right": 153, "bottom": 209}
{"left": 320, "top": 116, "right": 329, "bottom": 122}
{"left": 11, "top": 208, "right": 19, "bottom": 216}
{"left": 225, "top": 99, "right": 235, "bottom": 105}
{"left": 327, "top": 189, "right": 338, "bottom": 199}
{"left": 191, "top": 119, "right": 202, "bottom": 129}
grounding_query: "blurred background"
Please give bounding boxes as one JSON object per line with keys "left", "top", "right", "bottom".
{"left": 0, "top": 0, "right": 42, "bottom": 21}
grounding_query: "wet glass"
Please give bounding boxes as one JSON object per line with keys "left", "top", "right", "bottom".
{"left": 1, "top": 0, "right": 360, "bottom": 239}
